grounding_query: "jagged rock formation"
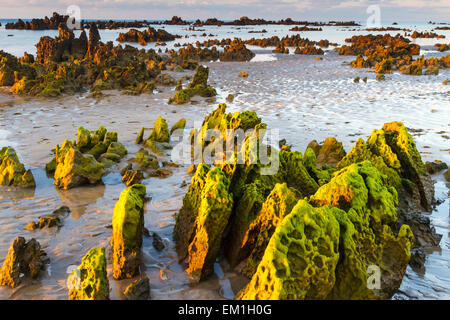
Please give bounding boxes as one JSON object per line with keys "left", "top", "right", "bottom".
{"left": 111, "top": 184, "right": 146, "bottom": 279}
{"left": 0, "top": 237, "right": 48, "bottom": 288}
{"left": 0, "top": 147, "right": 35, "bottom": 188}
{"left": 67, "top": 247, "right": 109, "bottom": 300}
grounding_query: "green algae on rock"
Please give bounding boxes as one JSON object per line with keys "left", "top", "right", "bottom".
{"left": 239, "top": 183, "right": 300, "bottom": 277}
{"left": 68, "top": 247, "right": 109, "bottom": 300}
{"left": 111, "top": 184, "right": 146, "bottom": 279}
{"left": 52, "top": 140, "right": 105, "bottom": 190}
{"left": 174, "top": 165, "right": 233, "bottom": 282}
{"left": 170, "top": 118, "right": 186, "bottom": 134}
{"left": 445, "top": 169, "right": 450, "bottom": 182}
{"left": 307, "top": 137, "right": 346, "bottom": 168}
{"left": 147, "top": 116, "right": 170, "bottom": 143}
{"left": 237, "top": 200, "right": 340, "bottom": 300}
{"left": 47, "top": 126, "right": 127, "bottom": 189}
{"left": 0, "top": 146, "right": 35, "bottom": 188}
{"left": 168, "top": 65, "right": 216, "bottom": 104}
{"left": 0, "top": 237, "right": 48, "bottom": 288}
{"left": 3, "top": 24, "right": 164, "bottom": 97}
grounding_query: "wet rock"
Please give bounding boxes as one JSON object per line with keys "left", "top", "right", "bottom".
{"left": 170, "top": 118, "right": 186, "bottom": 134}
{"left": 155, "top": 73, "right": 176, "bottom": 86}
{"left": 146, "top": 116, "right": 170, "bottom": 143}
{"left": 409, "top": 249, "right": 426, "bottom": 274}
{"left": 52, "top": 140, "right": 105, "bottom": 190}
{"left": 226, "top": 94, "right": 235, "bottom": 102}
{"left": 122, "top": 169, "right": 144, "bottom": 187}
{"left": 0, "top": 237, "right": 48, "bottom": 288}
{"left": 169, "top": 65, "right": 216, "bottom": 104}
{"left": 239, "top": 70, "right": 248, "bottom": 78}
{"left": 294, "top": 44, "right": 324, "bottom": 55}
{"left": 68, "top": 247, "right": 109, "bottom": 300}
{"left": 445, "top": 169, "right": 450, "bottom": 182}
{"left": 425, "top": 161, "right": 448, "bottom": 174}
{"left": 133, "top": 149, "right": 159, "bottom": 170}
{"left": 123, "top": 277, "right": 150, "bottom": 300}
{"left": 0, "top": 146, "right": 35, "bottom": 188}
{"left": 173, "top": 165, "right": 233, "bottom": 282}
{"left": 136, "top": 127, "right": 145, "bottom": 145}
{"left": 219, "top": 39, "right": 255, "bottom": 61}
{"left": 111, "top": 184, "right": 146, "bottom": 279}
{"left": 152, "top": 232, "right": 165, "bottom": 251}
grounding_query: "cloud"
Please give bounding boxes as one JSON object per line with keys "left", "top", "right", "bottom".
{"left": 0, "top": 0, "right": 448, "bottom": 21}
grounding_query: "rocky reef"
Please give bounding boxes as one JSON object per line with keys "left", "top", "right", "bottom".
{"left": 67, "top": 247, "right": 110, "bottom": 300}
{"left": 111, "top": 184, "right": 147, "bottom": 279}
{"left": 46, "top": 126, "right": 127, "bottom": 189}
{"left": 116, "top": 27, "right": 179, "bottom": 46}
{"left": 173, "top": 104, "right": 439, "bottom": 299}
{"left": 0, "top": 147, "right": 35, "bottom": 188}
{"left": 0, "top": 237, "right": 48, "bottom": 288}
{"left": 0, "top": 23, "right": 165, "bottom": 97}
{"left": 340, "top": 34, "right": 450, "bottom": 76}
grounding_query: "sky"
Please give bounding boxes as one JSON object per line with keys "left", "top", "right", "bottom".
{"left": 0, "top": 0, "right": 449, "bottom": 22}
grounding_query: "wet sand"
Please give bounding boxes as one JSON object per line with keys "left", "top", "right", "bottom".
{"left": 0, "top": 51, "right": 449, "bottom": 299}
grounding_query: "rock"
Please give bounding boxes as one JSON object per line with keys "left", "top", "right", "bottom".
{"left": 173, "top": 165, "right": 233, "bottom": 282}
{"left": 133, "top": 149, "right": 159, "bottom": 170}
{"left": 307, "top": 137, "right": 346, "bottom": 168}
{"left": 116, "top": 27, "right": 178, "bottom": 45}
{"left": 152, "top": 232, "right": 165, "bottom": 251}
{"left": 122, "top": 169, "right": 144, "bottom": 187}
{"left": 226, "top": 94, "right": 235, "bottom": 102}
{"left": 111, "top": 184, "right": 146, "bottom": 279}
{"left": 0, "top": 237, "right": 47, "bottom": 288}
{"left": 237, "top": 200, "right": 341, "bottom": 300}
{"left": 155, "top": 73, "right": 176, "bottom": 86}
{"left": 0, "top": 147, "right": 35, "bottom": 188}
{"left": 123, "top": 277, "right": 150, "bottom": 300}
{"left": 237, "top": 183, "right": 300, "bottom": 277}
{"left": 147, "top": 116, "right": 170, "bottom": 143}
{"left": 445, "top": 169, "right": 450, "bottom": 182}
{"left": 53, "top": 140, "right": 105, "bottom": 190}
{"left": 68, "top": 247, "right": 109, "bottom": 300}
{"left": 170, "top": 118, "right": 186, "bottom": 134}
{"left": 425, "top": 161, "right": 448, "bottom": 174}
{"left": 409, "top": 249, "right": 426, "bottom": 274}
{"left": 239, "top": 70, "right": 248, "bottom": 78}
{"left": 168, "top": 65, "right": 216, "bottom": 104}
{"left": 136, "top": 127, "right": 145, "bottom": 145}
{"left": 186, "top": 164, "right": 196, "bottom": 174}
{"left": 219, "top": 39, "right": 255, "bottom": 62}
{"left": 311, "top": 162, "right": 413, "bottom": 299}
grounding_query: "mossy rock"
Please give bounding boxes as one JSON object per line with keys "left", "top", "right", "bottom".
{"left": 111, "top": 184, "right": 146, "bottom": 279}
{"left": 147, "top": 116, "right": 170, "bottom": 143}
{"left": 237, "top": 200, "right": 340, "bottom": 300}
{"left": 444, "top": 169, "right": 450, "bottom": 182}
{"left": 53, "top": 140, "right": 105, "bottom": 190}
{"left": 239, "top": 183, "right": 300, "bottom": 277}
{"left": 0, "top": 147, "right": 35, "bottom": 188}
{"left": 185, "top": 167, "right": 233, "bottom": 282}
{"left": 68, "top": 248, "right": 110, "bottom": 300}
{"left": 170, "top": 118, "right": 186, "bottom": 134}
